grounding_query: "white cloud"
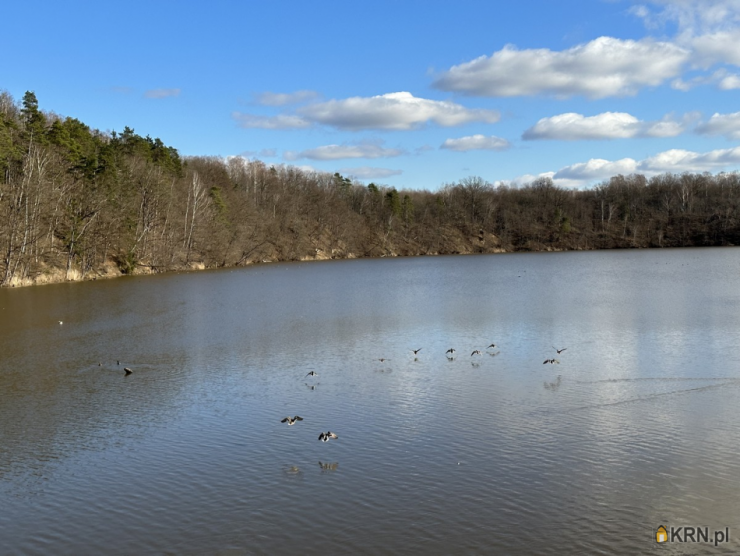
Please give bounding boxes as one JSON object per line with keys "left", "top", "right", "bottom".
{"left": 520, "top": 145, "right": 740, "bottom": 188}
{"left": 690, "top": 29, "right": 740, "bottom": 67}
{"left": 338, "top": 167, "right": 403, "bottom": 179}
{"left": 671, "top": 72, "right": 715, "bottom": 90}
{"left": 440, "top": 134, "right": 511, "bottom": 151}
{"left": 639, "top": 146, "right": 740, "bottom": 172}
{"left": 290, "top": 164, "right": 320, "bottom": 174}
{"left": 696, "top": 111, "right": 740, "bottom": 139}
{"left": 629, "top": 5, "right": 652, "bottom": 21}
{"left": 254, "top": 90, "right": 319, "bottom": 106}
{"left": 719, "top": 73, "right": 740, "bottom": 88}
{"left": 432, "top": 3, "right": 740, "bottom": 101}
{"left": 523, "top": 112, "right": 684, "bottom": 140}
{"left": 297, "top": 92, "right": 500, "bottom": 130}
{"left": 554, "top": 158, "right": 639, "bottom": 181}
{"left": 144, "top": 88, "right": 181, "bottom": 99}
{"left": 232, "top": 113, "right": 311, "bottom": 129}
{"left": 433, "top": 37, "right": 690, "bottom": 99}
{"left": 636, "top": 1, "right": 740, "bottom": 35}
{"left": 671, "top": 67, "right": 740, "bottom": 90}
{"left": 506, "top": 171, "right": 556, "bottom": 187}
{"left": 506, "top": 171, "right": 594, "bottom": 189}
{"left": 634, "top": 2, "right": 740, "bottom": 67}
{"left": 283, "top": 142, "right": 404, "bottom": 161}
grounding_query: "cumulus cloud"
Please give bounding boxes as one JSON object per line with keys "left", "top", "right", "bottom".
{"left": 554, "top": 158, "right": 639, "bottom": 181}
{"left": 297, "top": 92, "right": 500, "bottom": 130}
{"left": 433, "top": 37, "right": 689, "bottom": 99}
{"left": 234, "top": 92, "right": 498, "bottom": 132}
{"left": 283, "top": 142, "right": 404, "bottom": 161}
{"left": 144, "top": 88, "right": 181, "bottom": 99}
{"left": 523, "top": 112, "right": 685, "bottom": 140}
{"left": 338, "top": 167, "right": 403, "bottom": 179}
{"left": 634, "top": 1, "right": 740, "bottom": 35}
{"left": 696, "top": 111, "right": 740, "bottom": 139}
{"left": 719, "top": 73, "right": 740, "bottom": 88}
{"left": 434, "top": 2, "right": 740, "bottom": 100}
{"left": 440, "top": 134, "right": 511, "bottom": 151}
{"left": 671, "top": 71, "right": 717, "bottom": 90}
{"left": 518, "top": 145, "right": 740, "bottom": 188}
{"left": 633, "top": 2, "right": 740, "bottom": 67}
{"left": 232, "top": 113, "right": 312, "bottom": 129}
{"left": 690, "top": 29, "right": 740, "bottom": 67}
{"left": 506, "top": 172, "right": 556, "bottom": 187}
{"left": 254, "top": 90, "right": 319, "bottom": 106}
{"left": 671, "top": 67, "right": 740, "bottom": 90}
{"left": 639, "top": 146, "right": 740, "bottom": 172}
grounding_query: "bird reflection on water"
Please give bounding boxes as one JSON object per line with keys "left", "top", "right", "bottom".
{"left": 282, "top": 465, "right": 303, "bottom": 479}
{"left": 318, "top": 461, "right": 338, "bottom": 472}
{"left": 544, "top": 375, "right": 562, "bottom": 391}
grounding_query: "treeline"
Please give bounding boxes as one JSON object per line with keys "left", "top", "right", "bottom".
{"left": 2, "top": 90, "right": 740, "bottom": 286}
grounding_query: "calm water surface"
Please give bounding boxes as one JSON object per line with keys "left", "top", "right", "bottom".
{"left": 2, "top": 249, "right": 740, "bottom": 555}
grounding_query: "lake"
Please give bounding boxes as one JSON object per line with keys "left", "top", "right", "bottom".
{"left": 2, "top": 249, "right": 740, "bottom": 555}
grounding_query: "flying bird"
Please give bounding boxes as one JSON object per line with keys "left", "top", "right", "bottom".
{"left": 411, "top": 348, "right": 422, "bottom": 355}
{"left": 471, "top": 350, "right": 482, "bottom": 356}
{"left": 318, "top": 431, "right": 338, "bottom": 442}
{"left": 553, "top": 346, "right": 567, "bottom": 354}
{"left": 378, "top": 358, "right": 390, "bottom": 363}
{"left": 543, "top": 359, "right": 560, "bottom": 365}
{"left": 306, "top": 371, "right": 318, "bottom": 377}
{"left": 487, "top": 343, "right": 496, "bottom": 349}
{"left": 124, "top": 367, "right": 133, "bottom": 375}
{"left": 281, "top": 416, "right": 304, "bottom": 425}
{"left": 446, "top": 348, "right": 456, "bottom": 355}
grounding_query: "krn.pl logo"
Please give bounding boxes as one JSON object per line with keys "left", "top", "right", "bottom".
{"left": 654, "top": 524, "right": 730, "bottom": 546}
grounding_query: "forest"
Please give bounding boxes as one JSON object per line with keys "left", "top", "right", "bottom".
{"left": 2, "top": 90, "right": 740, "bottom": 287}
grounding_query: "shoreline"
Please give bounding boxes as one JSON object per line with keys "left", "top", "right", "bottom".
{"left": 3, "top": 242, "right": 729, "bottom": 289}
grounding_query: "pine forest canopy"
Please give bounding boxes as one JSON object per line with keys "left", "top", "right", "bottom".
{"left": 2, "top": 90, "right": 740, "bottom": 287}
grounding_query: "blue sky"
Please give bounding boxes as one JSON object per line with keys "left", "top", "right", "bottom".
{"left": 3, "top": 0, "right": 740, "bottom": 190}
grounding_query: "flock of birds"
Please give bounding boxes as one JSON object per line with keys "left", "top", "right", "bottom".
{"left": 57, "top": 315, "right": 569, "bottom": 479}
{"left": 277, "top": 371, "right": 340, "bottom": 448}
{"left": 84, "top": 324, "right": 567, "bottom": 471}
{"left": 279, "top": 343, "right": 568, "bottom": 457}
{"left": 409, "top": 343, "right": 566, "bottom": 364}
